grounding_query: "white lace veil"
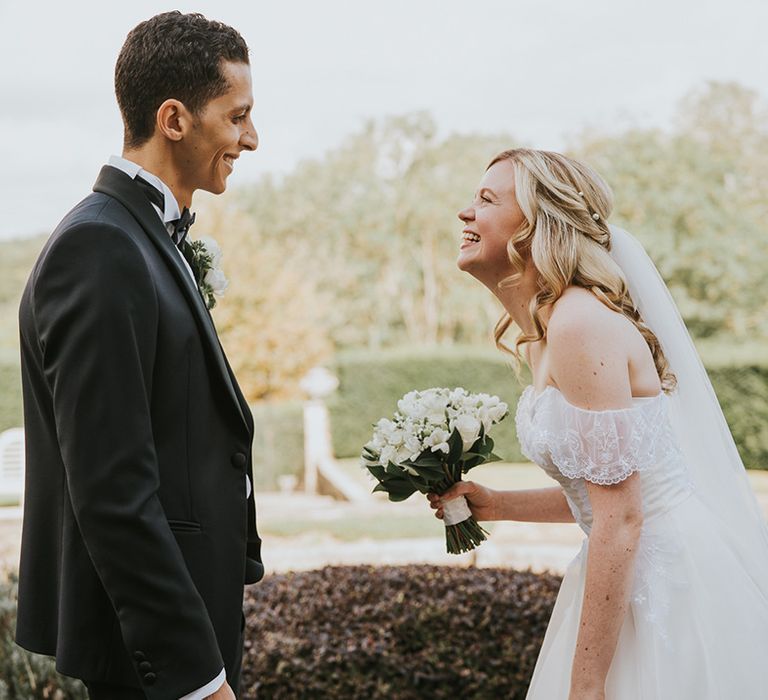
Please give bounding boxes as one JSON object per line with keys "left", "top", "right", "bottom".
{"left": 608, "top": 225, "right": 768, "bottom": 589}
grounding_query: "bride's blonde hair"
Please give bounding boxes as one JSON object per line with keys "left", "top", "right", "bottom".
{"left": 490, "top": 148, "right": 677, "bottom": 392}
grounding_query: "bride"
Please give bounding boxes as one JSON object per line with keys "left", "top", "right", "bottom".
{"left": 429, "top": 148, "right": 768, "bottom": 699}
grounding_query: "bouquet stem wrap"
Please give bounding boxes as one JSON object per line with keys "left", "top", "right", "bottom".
{"left": 441, "top": 495, "right": 472, "bottom": 526}
{"left": 361, "top": 387, "right": 507, "bottom": 555}
{"left": 440, "top": 494, "right": 488, "bottom": 554}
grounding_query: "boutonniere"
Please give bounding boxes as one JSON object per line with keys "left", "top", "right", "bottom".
{"left": 183, "top": 236, "right": 229, "bottom": 310}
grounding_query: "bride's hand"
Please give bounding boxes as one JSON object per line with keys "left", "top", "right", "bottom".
{"left": 427, "top": 481, "right": 497, "bottom": 522}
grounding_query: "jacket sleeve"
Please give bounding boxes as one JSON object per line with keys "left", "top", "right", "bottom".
{"left": 32, "top": 221, "right": 224, "bottom": 699}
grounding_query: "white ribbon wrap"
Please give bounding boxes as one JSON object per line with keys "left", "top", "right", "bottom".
{"left": 442, "top": 495, "right": 473, "bottom": 526}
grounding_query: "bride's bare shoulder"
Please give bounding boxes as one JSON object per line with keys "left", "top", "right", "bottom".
{"left": 545, "top": 287, "right": 635, "bottom": 409}
{"left": 547, "top": 287, "right": 626, "bottom": 339}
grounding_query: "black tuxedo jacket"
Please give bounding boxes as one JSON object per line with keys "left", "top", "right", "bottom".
{"left": 15, "top": 166, "right": 263, "bottom": 699}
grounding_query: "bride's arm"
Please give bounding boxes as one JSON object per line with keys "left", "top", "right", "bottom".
{"left": 428, "top": 481, "right": 576, "bottom": 523}
{"left": 571, "top": 476, "right": 643, "bottom": 697}
{"left": 547, "top": 298, "right": 645, "bottom": 698}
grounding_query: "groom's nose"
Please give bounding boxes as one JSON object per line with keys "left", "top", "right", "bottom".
{"left": 241, "top": 119, "right": 259, "bottom": 152}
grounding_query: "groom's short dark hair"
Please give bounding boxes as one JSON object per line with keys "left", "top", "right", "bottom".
{"left": 115, "top": 11, "right": 249, "bottom": 149}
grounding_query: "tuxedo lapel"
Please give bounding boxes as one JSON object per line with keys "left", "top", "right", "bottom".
{"left": 93, "top": 165, "right": 249, "bottom": 434}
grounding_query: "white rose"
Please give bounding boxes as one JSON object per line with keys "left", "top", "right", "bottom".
{"left": 478, "top": 407, "right": 494, "bottom": 433}
{"left": 452, "top": 413, "right": 481, "bottom": 451}
{"left": 488, "top": 403, "right": 508, "bottom": 424}
{"left": 374, "top": 418, "right": 396, "bottom": 438}
{"left": 199, "top": 236, "right": 223, "bottom": 267}
{"left": 424, "top": 427, "right": 450, "bottom": 454}
{"left": 404, "top": 435, "right": 423, "bottom": 460}
{"left": 422, "top": 395, "right": 449, "bottom": 425}
{"left": 395, "top": 444, "right": 415, "bottom": 466}
{"left": 380, "top": 445, "right": 397, "bottom": 467}
{"left": 397, "top": 390, "right": 421, "bottom": 415}
{"left": 204, "top": 268, "right": 229, "bottom": 296}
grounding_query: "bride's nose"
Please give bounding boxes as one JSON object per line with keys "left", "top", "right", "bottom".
{"left": 458, "top": 205, "right": 474, "bottom": 222}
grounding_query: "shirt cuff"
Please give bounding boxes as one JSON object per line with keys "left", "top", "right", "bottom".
{"left": 179, "top": 668, "right": 226, "bottom": 700}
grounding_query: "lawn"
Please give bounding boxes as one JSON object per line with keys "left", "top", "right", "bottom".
{"left": 260, "top": 461, "right": 559, "bottom": 541}
{"left": 259, "top": 459, "right": 768, "bottom": 542}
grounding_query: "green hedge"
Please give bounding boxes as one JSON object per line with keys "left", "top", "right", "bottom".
{"left": 251, "top": 401, "right": 304, "bottom": 490}
{"left": 0, "top": 360, "right": 305, "bottom": 490}
{"left": 0, "top": 361, "right": 21, "bottom": 435}
{"left": 2, "top": 346, "right": 766, "bottom": 489}
{"left": 241, "top": 565, "right": 561, "bottom": 699}
{"left": 708, "top": 366, "right": 768, "bottom": 470}
{"left": 329, "top": 346, "right": 529, "bottom": 465}
{"left": 329, "top": 346, "right": 768, "bottom": 470}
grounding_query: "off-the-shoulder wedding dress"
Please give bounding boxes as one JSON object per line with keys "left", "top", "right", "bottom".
{"left": 515, "top": 383, "right": 768, "bottom": 699}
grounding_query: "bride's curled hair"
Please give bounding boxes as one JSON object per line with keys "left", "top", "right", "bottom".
{"left": 491, "top": 148, "right": 677, "bottom": 393}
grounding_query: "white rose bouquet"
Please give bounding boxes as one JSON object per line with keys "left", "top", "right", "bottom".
{"left": 361, "top": 387, "right": 508, "bottom": 554}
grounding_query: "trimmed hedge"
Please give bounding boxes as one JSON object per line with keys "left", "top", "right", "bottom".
{"left": 2, "top": 346, "right": 766, "bottom": 486}
{"left": 241, "top": 565, "right": 561, "bottom": 699}
{"left": 708, "top": 366, "right": 768, "bottom": 470}
{"left": 329, "top": 346, "right": 768, "bottom": 470}
{"left": 0, "top": 361, "right": 22, "bottom": 435}
{"left": 251, "top": 401, "right": 304, "bottom": 490}
{"left": 329, "top": 346, "right": 529, "bottom": 464}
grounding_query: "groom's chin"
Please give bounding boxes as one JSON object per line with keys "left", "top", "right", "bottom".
{"left": 201, "top": 181, "right": 228, "bottom": 196}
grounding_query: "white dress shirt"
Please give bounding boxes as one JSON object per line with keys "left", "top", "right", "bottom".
{"left": 107, "top": 156, "right": 227, "bottom": 700}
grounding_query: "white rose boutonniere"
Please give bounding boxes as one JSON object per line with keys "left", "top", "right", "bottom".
{"left": 184, "top": 236, "right": 229, "bottom": 310}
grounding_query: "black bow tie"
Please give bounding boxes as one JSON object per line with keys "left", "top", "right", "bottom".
{"left": 134, "top": 176, "right": 194, "bottom": 247}
{"left": 171, "top": 207, "right": 196, "bottom": 247}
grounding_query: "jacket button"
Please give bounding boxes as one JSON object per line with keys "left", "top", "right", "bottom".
{"left": 144, "top": 672, "right": 157, "bottom": 685}
{"left": 231, "top": 452, "right": 247, "bottom": 469}
{"left": 133, "top": 651, "right": 146, "bottom": 661}
{"left": 139, "top": 661, "right": 152, "bottom": 672}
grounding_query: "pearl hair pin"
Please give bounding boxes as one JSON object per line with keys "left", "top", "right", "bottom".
{"left": 578, "top": 190, "right": 601, "bottom": 220}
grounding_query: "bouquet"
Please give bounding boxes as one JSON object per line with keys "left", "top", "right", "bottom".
{"left": 360, "top": 387, "right": 508, "bottom": 554}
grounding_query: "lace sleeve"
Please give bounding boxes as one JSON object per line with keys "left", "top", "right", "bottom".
{"left": 547, "top": 393, "right": 669, "bottom": 485}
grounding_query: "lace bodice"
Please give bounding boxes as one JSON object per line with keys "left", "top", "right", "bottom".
{"left": 515, "top": 384, "right": 693, "bottom": 534}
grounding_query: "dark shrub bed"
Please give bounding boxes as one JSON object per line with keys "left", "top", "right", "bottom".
{"left": 241, "top": 565, "right": 562, "bottom": 699}
{"left": 0, "top": 565, "right": 560, "bottom": 698}
{"left": 0, "top": 572, "right": 87, "bottom": 699}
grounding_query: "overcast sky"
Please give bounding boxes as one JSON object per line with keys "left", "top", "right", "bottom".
{"left": 1, "top": 0, "right": 766, "bottom": 240}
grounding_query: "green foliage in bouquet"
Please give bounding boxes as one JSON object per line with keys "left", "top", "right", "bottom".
{"left": 361, "top": 388, "right": 508, "bottom": 554}
{"left": 363, "top": 424, "right": 501, "bottom": 501}
{"left": 364, "top": 427, "right": 499, "bottom": 553}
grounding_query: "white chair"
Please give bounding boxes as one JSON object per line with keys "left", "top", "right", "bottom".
{"left": 0, "top": 428, "right": 25, "bottom": 505}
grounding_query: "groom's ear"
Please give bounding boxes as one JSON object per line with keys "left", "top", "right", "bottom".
{"left": 155, "top": 99, "right": 191, "bottom": 142}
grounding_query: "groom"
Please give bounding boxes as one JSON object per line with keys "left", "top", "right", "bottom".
{"left": 15, "top": 12, "right": 262, "bottom": 700}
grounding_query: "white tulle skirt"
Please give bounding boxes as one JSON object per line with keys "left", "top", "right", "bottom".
{"left": 526, "top": 493, "right": 768, "bottom": 699}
